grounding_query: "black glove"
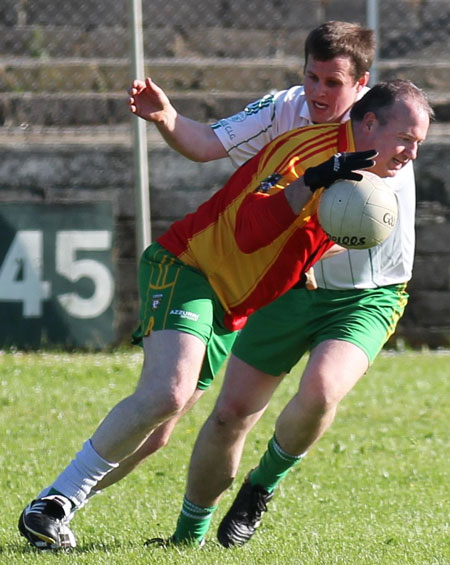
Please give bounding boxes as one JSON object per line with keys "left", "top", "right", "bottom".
{"left": 303, "top": 149, "right": 377, "bottom": 192}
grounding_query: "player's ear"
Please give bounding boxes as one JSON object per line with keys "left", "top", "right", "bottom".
{"left": 363, "top": 111, "right": 377, "bottom": 132}
{"left": 356, "top": 72, "right": 370, "bottom": 91}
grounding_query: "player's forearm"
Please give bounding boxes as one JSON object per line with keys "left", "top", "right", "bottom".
{"left": 320, "top": 243, "right": 345, "bottom": 259}
{"left": 155, "top": 114, "right": 227, "bottom": 162}
{"left": 284, "top": 150, "right": 379, "bottom": 213}
{"left": 283, "top": 177, "right": 313, "bottom": 214}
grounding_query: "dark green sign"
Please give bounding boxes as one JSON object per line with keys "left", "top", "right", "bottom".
{"left": 0, "top": 202, "right": 115, "bottom": 349}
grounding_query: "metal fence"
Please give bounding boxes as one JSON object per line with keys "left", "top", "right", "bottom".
{"left": 1, "top": 0, "right": 449, "bottom": 137}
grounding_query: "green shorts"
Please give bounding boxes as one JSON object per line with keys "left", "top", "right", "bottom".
{"left": 132, "top": 242, "right": 238, "bottom": 390}
{"left": 233, "top": 284, "right": 409, "bottom": 376}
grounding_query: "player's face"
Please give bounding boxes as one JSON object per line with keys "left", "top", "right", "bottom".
{"left": 362, "top": 99, "right": 430, "bottom": 178}
{"left": 304, "top": 56, "right": 368, "bottom": 124}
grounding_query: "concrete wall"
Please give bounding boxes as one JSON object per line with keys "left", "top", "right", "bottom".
{"left": 1, "top": 0, "right": 449, "bottom": 348}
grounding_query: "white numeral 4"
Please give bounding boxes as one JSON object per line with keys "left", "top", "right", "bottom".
{"left": 0, "top": 231, "right": 51, "bottom": 317}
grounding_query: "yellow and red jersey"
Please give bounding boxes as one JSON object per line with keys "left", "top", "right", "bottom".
{"left": 158, "top": 121, "right": 356, "bottom": 330}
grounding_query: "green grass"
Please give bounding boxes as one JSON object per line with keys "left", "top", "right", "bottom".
{"left": 0, "top": 350, "right": 448, "bottom": 564}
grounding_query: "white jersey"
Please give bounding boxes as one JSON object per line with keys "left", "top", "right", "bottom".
{"left": 212, "top": 85, "right": 415, "bottom": 289}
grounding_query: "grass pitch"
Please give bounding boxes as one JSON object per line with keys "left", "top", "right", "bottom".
{"left": 0, "top": 349, "right": 448, "bottom": 564}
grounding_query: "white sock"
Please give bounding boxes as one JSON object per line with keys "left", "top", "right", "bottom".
{"left": 42, "top": 439, "right": 118, "bottom": 507}
{"left": 36, "top": 485, "right": 101, "bottom": 517}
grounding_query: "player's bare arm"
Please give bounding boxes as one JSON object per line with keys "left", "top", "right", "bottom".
{"left": 128, "top": 77, "right": 226, "bottom": 162}
{"left": 320, "top": 244, "right": 346, "bottom": 259}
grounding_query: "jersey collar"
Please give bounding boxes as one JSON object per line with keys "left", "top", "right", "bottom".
{"left": 338, "top": 120, "right": 356, "bottom": 153}
{"left": 299, "top": 95, "right": 312, "bottom": 123}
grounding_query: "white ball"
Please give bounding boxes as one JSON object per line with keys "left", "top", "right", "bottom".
{"left": 317, "top": 171, "right": 398, "bottom": 249}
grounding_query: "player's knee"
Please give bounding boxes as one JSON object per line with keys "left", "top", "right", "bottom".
{"left": 298, "top": 380, "right": 340, "bottom": 416}
{"left": 131, "top": 387, "right": 186, "bottom": 422}
{"left": 156, "top": 390, "right": 188, "bottom": 418}
{"left": 149, "top": 433, "right": 170, "bottom": 451}
{"left": 211, "top": 402, "right": 253, "bottom": 433}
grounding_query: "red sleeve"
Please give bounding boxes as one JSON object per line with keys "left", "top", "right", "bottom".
{"left": 234, "top": 190, "right": 297, "bottom": 253}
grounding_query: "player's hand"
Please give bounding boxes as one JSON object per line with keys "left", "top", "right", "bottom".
{"left": 128, "top": 77, "right": 173, "bottom": 124}
{"left": 304, "top": 267, "right": 317, "bottom": 290}
{"left": 303, "top": 150, "right": 378, "bottom": 192}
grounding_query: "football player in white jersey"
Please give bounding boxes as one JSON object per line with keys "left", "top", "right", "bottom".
{"left": 136, "top": 21, "right": 428, "bottom": 546}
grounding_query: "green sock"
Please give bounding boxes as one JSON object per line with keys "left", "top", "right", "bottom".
{"left": 172, "top": 497, "right": 217, "bottom": 545}
{"left": 249, "top": 435, "right": 305, "bottom": 493}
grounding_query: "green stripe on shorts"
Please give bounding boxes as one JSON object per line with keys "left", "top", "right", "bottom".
{"left": 132, "top": 242, "right": 237, "bottom": 389}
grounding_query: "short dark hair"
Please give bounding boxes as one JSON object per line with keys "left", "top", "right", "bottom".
{"left": 304, "top": 21, "right": 375, "bottom": 81}
{"left": 350, "top": 79, "right": 434, "bottom": 123}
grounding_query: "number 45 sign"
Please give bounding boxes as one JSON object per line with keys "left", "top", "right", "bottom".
{"left": 0, "top": 202, "right": 115, "bottom": 349}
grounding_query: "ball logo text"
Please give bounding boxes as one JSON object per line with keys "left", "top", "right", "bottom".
{"left": 325, "top": 232, "right": 367, "bottom": 247}
{"left": 383, "top": 212, "right": 396, "bottom": 227}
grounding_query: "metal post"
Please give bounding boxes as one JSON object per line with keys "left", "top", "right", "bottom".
{"left": 366, "top": 0, "right": 380, "bottom": 85}
{"left": 129, "top": 0, "right": 151, "bottom": 261}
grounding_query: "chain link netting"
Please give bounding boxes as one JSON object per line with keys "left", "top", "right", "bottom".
{"left": 0, "top": 0, "right": 449, "bottom": 138}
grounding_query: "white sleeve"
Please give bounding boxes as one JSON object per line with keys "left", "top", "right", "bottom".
{"left": 211, "top": 86, "right": 310, "bottom": 167}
